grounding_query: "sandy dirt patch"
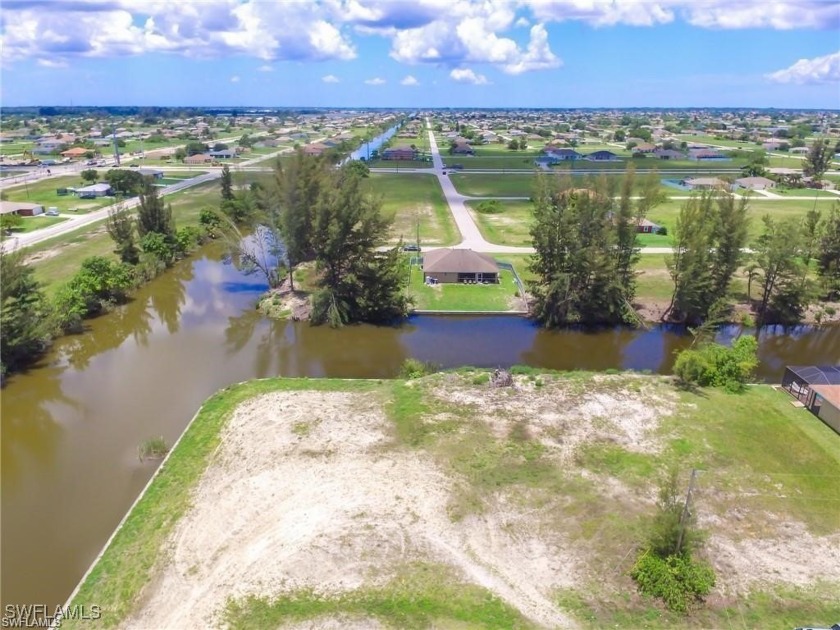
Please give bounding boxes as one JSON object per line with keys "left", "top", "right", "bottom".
{"left": 438, "top": 375, "right": 675, "bottom": 460}
{"left": 123, "top": 391, "right": 579, "bottom": 629}
{"left": 703, "top": 512, "right": 840, "bottom": 595}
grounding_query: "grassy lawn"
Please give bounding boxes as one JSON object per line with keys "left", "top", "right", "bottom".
{"left": 648, "top": 197, "right": 840, "bottom": 242}
{"left": 449, "top": 173, "right": 535, "bottom": 197}
{"left": 467, "top": 199, "right": 533, "bottom": 246}
{"left": 0, "top": 141, "right": 34, "bottom": 155}
{"left": 11, "top": 215, "right": 69, "bottom": 233}
{"left": 366, "top": 173, "right": 459, "bottom": 246}
{"left": 367, "top": 159, "right": 433, "bottom": 169}
{"left": 407, "top": 264, "right": 521, "bottom": 311}
{"left": 772, "top": 187, "right": 839, "bottom": 198}
{"left": 3, "top": 175, "right": 115, "bottom": 214}
{"left": 445, "top": 155, "right": 542, "bottom": 170}
{"left": 63, "top": 375, "right": 840, "bottom": 629}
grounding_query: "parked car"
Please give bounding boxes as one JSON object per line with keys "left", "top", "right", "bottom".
{"left": 45, "top": 208, "right": 59, "bottom": 216}
{"left": 402, "top": 244, "right": 420, "bottom": 252}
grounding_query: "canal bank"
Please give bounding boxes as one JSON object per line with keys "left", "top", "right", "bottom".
{"left": 2, "top": 244, "right": 839, "bottom": 614}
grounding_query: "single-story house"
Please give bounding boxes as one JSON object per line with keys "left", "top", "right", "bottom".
{"left": 422, "top": 248, "right": 499, "bottom": 284}
{"left": 382, "top": 145, "right": 418, "bottom": 160}
{"left": 451, "top": 143, "right": 475, "bottom": 155}
{"left": 546, "top": 148, "right": 582, "bottom": 161}
{"left": 184, "top": 154, "right": 213, "bottom": 165}
{"left": 61, "top": 147, "right": 89, "bottom": 159}
{"left": 75, "top": 183, "right": 113, "bottom": 198}
{"left": 585, "top": 150, "right": 619, "bottom": 161}
{"left": 781, "top": 365, "right": 840, "bottom": 434}
{"left": 681, "top": 176, "right": 726, "bottom": 190}
{"left": 137, "top": 168, "right": 164, "bottom": 179}
{"left": 689, "top": 149, "right": 728, "bottom": 160}
{"left": 654, "top": 149, "right": 684, "bottom": 160}
{"left": 303, "top": 143, "right": 329, "bottom": 156}
{"left": 0, "top": 201, "right": 44, "bottom": 216}
{"left": 632, "top": 143, "right": 657, "bottom": 153}
{"left": 762, "top": 141, "right": 783, "bottom": 151}
{"left": 209, "top": 149, "right": 236, "bottom": 159}
{"left": 735, "top": 176, "right": 776, "bottom": 190}
{"left": 636, "top": 218, "right": 663, "bottom": 234}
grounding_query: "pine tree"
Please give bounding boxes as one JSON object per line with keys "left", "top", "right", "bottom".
{"left": 106, "top": 204, "right": 140, "bottom": 265}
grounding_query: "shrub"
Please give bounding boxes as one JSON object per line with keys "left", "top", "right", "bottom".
{"left": 399, "top": 358, "right": 439, "bottom": 379}
{"left": 631, "top": 552, "right": 715, "bottom": 613}
{"left": 673, "top": 336, "right": 758, "bottom": 392}
{"left": 476, "top": 200, "right": 503, "bottom": 214}
{"left": 472, "top": 373, "right": 490, "bottom": 385}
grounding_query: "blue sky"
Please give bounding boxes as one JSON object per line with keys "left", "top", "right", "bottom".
{"left": 1, "top": 0, "right": 838, "bottom": 108}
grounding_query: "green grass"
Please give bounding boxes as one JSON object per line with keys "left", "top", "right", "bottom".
{"left": 366, "top": 173, "right": 459, "bottom": 246}
{"left": 407, "top": 265, "right": 521, "bottom": 311}
{"left": 11, "top": 215, "right": 69, "bottom": 233}
{"left": 3, "top": 175, "right": 115, "bottom": 214}
{"left": 449, "top": 173, "right": 536, "bottom": 197}
{"left": 223, "top": 563, "right": 534, "bottom": 629}
{"left": 63, "top": 378, "right": 379, "bottom": 630}
{"left": 467, "top": 199, "right": 533, "bottom": 246}
{"left": 368, "top": 159, "right": 433, "bottom": 169}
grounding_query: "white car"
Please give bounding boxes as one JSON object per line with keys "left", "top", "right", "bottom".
{"left": 45, "top": 209, "right": 60, "bottom": 216}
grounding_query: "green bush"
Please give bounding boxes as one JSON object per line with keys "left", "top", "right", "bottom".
{"left": 399, "top": 358, "right": 439, "bottom": 379}
{"left": 476, "top": 200, "right": 503, "bottom": 214}
{"left": 673, "top": 335, "right": 758, "bottom": 392}
{"left": 631, "top": 551, "right": 715, "bottom": 613}
{"left": 472, "top": 373, "right": 490, "bottom": 385}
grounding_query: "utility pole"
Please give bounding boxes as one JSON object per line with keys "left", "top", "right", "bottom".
{"left": 675, "top": 469, "right": 698, "bottom": 555}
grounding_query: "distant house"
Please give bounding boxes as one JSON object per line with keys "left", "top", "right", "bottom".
{"left": 184, "top": 154, "right": 212, "bottom": 165}
{"left": 585, "top": 150, "right": 619, "bottom": 161}
{"left": 75, "top": 183, "right": 113, "bottom": 198}
{"left": 782, "top": 365, "right": 840, "bottom": 435}
{"left": 137, "top": 168, "right": 164, "bottom": 179}
{"left": 735, "top": 176, "right": 776, "bottom": 190}
{"left": 381, "top": 145, "right": 418, "bottom": 160}
{"left": 654, "top": 149, "right": 684, "bottom": 160}
{"left": 61, "top": 147, "right": 88, "bottom": 159}
{"left": 681, "top": 177, "right": 726, "bottom": 190}
{"left": 689, "top": 149, "right": 728, "bottom": 161}
{"left": 303, "top": 142, "right": 329, "bottom": 156}
{"left": 762, "top": 141, "right": 783, "bottom": 151}
{"left": 632, "top": 143, "right": 657, "bottom": 153}
{"left": 636, "top": 218, "right": 663, "bottom": 234}
{"left": 209, "top": 149, "right": 235, "bottom": 159}
{"left": 545, "top": 148, "right": 582, "bottom": 161}
{"left": 0, "top": 201, "right": 44, "bottom": 216}
{"left": 451, "top": 142, "right": 475, "bottom": 156}
{"left": 422, "top": 248, "right": 499, "bottom": 284}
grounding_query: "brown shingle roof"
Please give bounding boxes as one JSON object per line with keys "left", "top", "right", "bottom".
{"left": 423, "top": 249, "right": 499, "bottom": 274}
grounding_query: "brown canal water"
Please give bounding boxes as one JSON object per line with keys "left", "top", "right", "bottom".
{"left": 2, "top": 247, "right": 839, "bottom": 613}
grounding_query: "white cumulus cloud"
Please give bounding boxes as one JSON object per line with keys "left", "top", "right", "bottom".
{"left": 257, "top": 64, "right": 273, "bottom": 72}
{"left": 322, "top": 74, "right": 340, "bottom": 82}
{"left": 766, "top": 50, "right": 840, "bottom": 84}
{"left": 364, "top": 77, "right": 386, "bottom": 85}
{"left": 400, "top": 74, "right": 419, "bottom": 85}
{"left": 450, "top": 67, "right": 489, "bottom": 84}
{"left": 230, "top": 75, "right": 240, "bottom": 82}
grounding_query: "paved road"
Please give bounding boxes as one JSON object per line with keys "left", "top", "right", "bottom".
{"left": 2, "top": 146, "right": 295, "bottom": 252}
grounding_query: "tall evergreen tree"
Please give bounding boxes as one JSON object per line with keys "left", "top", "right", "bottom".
{"left": 0, "top": 248, "right": 52, "bottom": 375}
{"left": 106, "top": 204, "right": 140, "bottom": 264}
{"left": 136, "top": 180, "right": 175, "bottom": 239}
{"left": 528, "top": 173, "right": 634, "bottom": 326}
{"left": 664, "top": 190, "right": 750, "bottom": 324}
{"left": 309, "top": 167, "right": 409, "bottom": 326}
{"left": 220, "top": 164, "right": 234, "bottom": 202}
{"left": 817, "top": 206, "right": 840, "bottom": 300}
{"left": 754, "top": 216, "right": 812, "bottom": 326}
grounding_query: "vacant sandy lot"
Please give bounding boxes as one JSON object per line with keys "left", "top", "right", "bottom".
{"left": 121, "top": 378, "right": 840, "bottom": 629}
{"left": 124, "top": 390, "right": 581, "bottom": 629}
